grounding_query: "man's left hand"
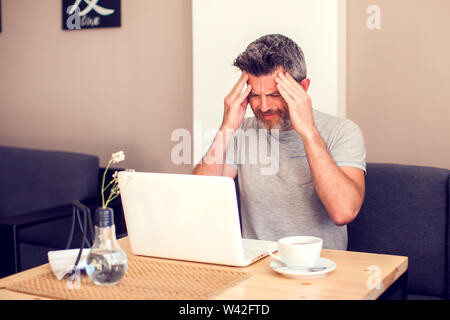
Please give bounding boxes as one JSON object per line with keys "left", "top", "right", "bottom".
{"left": 275, "top": 72, "right": 316, "bottom": 138}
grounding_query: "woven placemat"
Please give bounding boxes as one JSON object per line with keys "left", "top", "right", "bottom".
{"left": 6, "top": 256, "right": 251, "bottom": 300}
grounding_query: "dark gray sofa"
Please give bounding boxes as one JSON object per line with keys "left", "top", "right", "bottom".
{"left": 0, "top": 146, "right": 99, "bottom": 276}
{"left": 0, "top": 146, "right": 126, "bottom": 278}
{"left": 347, "top": 163, "right": 450, "bottom": 300}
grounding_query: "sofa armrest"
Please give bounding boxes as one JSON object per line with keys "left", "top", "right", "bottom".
{"left": 0, "top": 197, "right": 97, "bottom": 229}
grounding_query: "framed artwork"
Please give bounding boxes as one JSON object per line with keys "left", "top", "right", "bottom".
{"left": 62, "top": 0, "right": 121, "bottom": 30}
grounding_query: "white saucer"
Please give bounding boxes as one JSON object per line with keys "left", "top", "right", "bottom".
{"left": 270, "top": 257, "right": 336, "bottom": 279}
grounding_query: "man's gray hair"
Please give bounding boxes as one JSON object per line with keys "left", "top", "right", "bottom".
{"left": 233, "top": 34, "right": 307, "bottom": 82}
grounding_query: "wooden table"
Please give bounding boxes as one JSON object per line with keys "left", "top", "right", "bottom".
{"left": 0, "top": 237, "right": 408, "bottom": 300}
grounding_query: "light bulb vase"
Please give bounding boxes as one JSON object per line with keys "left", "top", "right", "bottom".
{"left": 85, "top": 207, "right": 128, "bottom": 286}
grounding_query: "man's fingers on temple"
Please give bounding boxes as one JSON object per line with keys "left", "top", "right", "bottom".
{"left": 230, "top": 73, "right": 249, "bottom": 99}
{"left": 276, "top": 80, "right": 300, "bottom": 102}
{"left": 284, "top": 72, "right": 307, "bottom": 96}
{"left": 277, "top": 84, "right": 294, "bottom": 104}
{"left": 236, "top": 84, "right": 252, "bottom": 104}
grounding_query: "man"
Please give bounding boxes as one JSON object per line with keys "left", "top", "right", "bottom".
{"left": 193, "top": 34, "right": 366, "bottom": 250}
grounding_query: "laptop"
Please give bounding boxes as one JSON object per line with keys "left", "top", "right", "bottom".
{"left": 117, "top": 171, "right": 274, "bottom": 267}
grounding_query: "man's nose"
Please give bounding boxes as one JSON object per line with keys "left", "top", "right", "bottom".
{"left": 260, "top": 95, "right": 271, "bottom": 113}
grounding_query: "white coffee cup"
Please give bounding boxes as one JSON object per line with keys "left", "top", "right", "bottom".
{"left": 268, "top": 236, "right": 323, "bottom": 268}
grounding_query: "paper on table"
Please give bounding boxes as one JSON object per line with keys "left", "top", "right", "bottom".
{"left": 47, "top": 249, "right": 90, "bottom": 280}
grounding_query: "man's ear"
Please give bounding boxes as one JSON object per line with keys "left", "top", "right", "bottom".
{"left": 300, "top": 78, "right": 311, "bottom": 92}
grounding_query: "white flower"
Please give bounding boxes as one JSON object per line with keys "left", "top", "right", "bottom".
{"left": 101, "top": 150, "right": 133, "bottom": 209}
{"left": 111, "top": 151, "right": 125, "bottom": 164}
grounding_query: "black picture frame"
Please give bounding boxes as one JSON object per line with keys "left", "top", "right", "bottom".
{"left": 62, "top": 0, "right": 121, "bottom": 30}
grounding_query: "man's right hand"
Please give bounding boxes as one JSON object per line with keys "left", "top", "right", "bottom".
{"left": 221, "top": 72, "right": 252, "bottom": 132}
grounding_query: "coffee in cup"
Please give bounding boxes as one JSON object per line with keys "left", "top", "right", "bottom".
{"left": 268, "top": 236, "right": 323, "bottom": 268}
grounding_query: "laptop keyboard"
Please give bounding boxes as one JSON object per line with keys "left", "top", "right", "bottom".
{"left": 243, "top": 246, "right": 267, "bottom": 260}
{"left": 242, "top": 239, "right": 275, "bottom": 261}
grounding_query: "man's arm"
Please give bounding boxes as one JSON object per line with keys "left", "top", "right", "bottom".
{"left": 192, "top": 72, "right": 251, "bottom": 178}
{"left": 276, "top": 72, "right": 365, "bottom": 225}
{"left": 192, "top": 128, "right": 238, "bottom": 178}
{"left": 302, "top": 128, "right": 365, "bottom": 225}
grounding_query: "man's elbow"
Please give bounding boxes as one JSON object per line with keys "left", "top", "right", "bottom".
{"left": 330, "top": 207, "right": 361, "bottom": 226}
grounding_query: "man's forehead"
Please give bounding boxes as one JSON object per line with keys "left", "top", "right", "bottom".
{"left": 247, "top": 67, "right": 284, "bottom": 94}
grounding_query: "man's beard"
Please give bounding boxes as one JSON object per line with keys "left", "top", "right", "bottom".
{"left": 254, "top": 109, "right": 292, "bottom": 130}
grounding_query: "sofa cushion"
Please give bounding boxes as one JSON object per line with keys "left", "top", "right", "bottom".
{"left": 0, "top": 146, "right": 99, "bottom": 218}
{"left": 347, "top": 163, "right": 449, "bottom": 297}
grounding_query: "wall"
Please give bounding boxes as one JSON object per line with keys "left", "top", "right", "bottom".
{"left": 1, "top": 1, "right": 448, "bottom": 173}
{"left": 192, "top": 0, "right": 347, "bottom": 164}
{"left": 0, "top": 0, "right": 193, "bottom": 173}
{"left": 347, "top": 0, "right": 450, "bottom": 169}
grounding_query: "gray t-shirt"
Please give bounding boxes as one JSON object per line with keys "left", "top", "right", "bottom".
{"left": 226, "top": 109, "right": 366, "bottom": 250}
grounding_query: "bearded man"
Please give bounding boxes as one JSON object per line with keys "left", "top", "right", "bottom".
{"left": 193, "top": 34, "right": 366, "bottom": 250}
